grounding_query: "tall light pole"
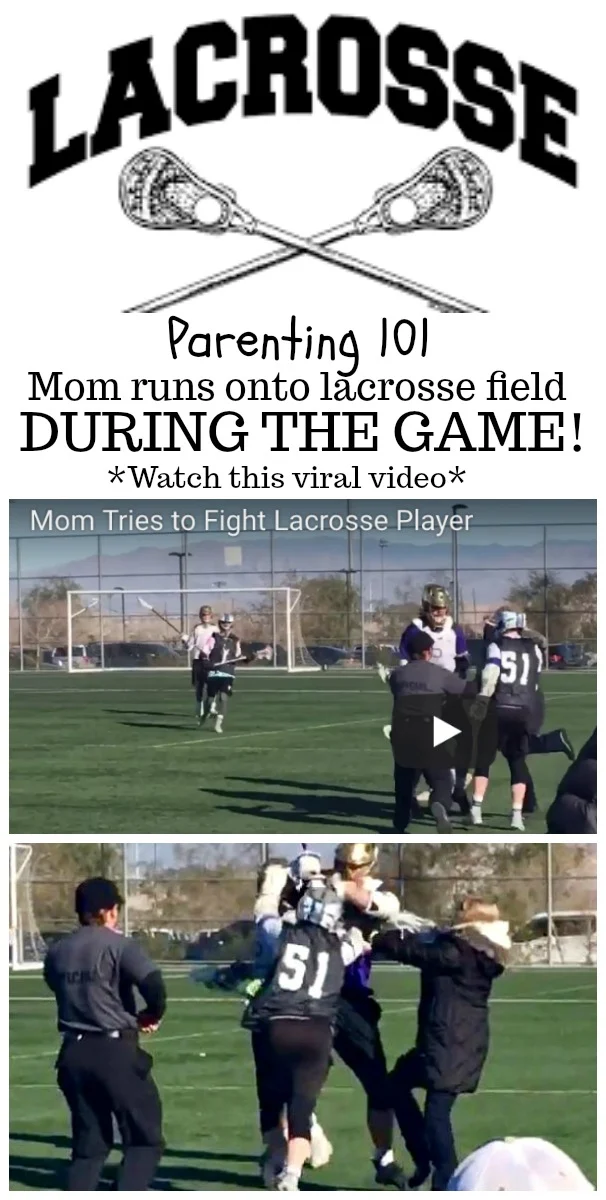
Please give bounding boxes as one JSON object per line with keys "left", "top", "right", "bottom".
{"left": 451, "top": 504, "right": 468, "bottom": 624}
{"left": 169, "top": 551, "right": 192, "bottom": 633}
{"left": 114, "top": 586, "right": 126, "bottom": 640}
{"left": 379, "top": 539, "right": 389, "bottom": 609}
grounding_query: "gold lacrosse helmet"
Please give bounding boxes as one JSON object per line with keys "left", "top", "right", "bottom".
{"left": 334, "top": 843, "right": 378, "bottom": 878}
{"left": 421, "top": 583, "right": 451, "bottom": 629}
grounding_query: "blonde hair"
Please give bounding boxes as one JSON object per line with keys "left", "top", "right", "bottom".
{"left": 455, "top": 896, "right": 501, "bottom": 925}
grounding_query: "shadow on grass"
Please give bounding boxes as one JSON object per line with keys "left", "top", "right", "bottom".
{"left": 9, "top": 1132, "right": 345, "bottom": 1190}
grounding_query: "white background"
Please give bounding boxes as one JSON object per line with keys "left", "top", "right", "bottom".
{"left": 5, "top": 0, "right": 601, "bottom": 501}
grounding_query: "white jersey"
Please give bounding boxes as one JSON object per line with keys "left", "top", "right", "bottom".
{"left": 186, "top": 622, "right": 219, "bottom": 659}
{"left": 408, "top": 616, "right": 460, "bottom": 673}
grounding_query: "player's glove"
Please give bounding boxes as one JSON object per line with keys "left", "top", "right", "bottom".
{"left": 469, "top": 695, "right": 490, "bottom": 723}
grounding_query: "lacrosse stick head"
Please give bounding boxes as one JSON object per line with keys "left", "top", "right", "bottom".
{"left": 119, "top": 147, "right": 255, "bottom": 234}
{"left": 355, "top": 148, "right": 492, "bottom": 234}
{"left": 137, "top": 596, "right": 154, "bottom": 611}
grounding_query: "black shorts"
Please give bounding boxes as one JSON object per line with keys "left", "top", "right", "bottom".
{"left": 334, "top": 991, "right": 391, "bottom": 1111}
{"left": 477, "top": 705, "right": 528, "bottom": 782}
{"left": 206, "top": 676, "right": 234, "bottom": 698}
{"left": 253, "top": 1018, "right": 333, "bottom": 1139}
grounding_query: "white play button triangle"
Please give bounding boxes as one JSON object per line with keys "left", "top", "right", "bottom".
{"left": 433, "top": 715, "right": 461, "bottom": 747}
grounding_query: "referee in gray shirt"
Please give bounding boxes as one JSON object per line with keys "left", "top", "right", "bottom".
{"left": 43, "top": 877, "right": 166, "bottom": 1190}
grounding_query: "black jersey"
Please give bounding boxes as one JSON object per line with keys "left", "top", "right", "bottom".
{"left": 207, "top": 633, "right": 242, "bottom": 679}
{"left": 249, "top": 922, "right": 349, "bottom": 1024}
{"left": 487, "top": 637, "right": 542, "bottom": 709}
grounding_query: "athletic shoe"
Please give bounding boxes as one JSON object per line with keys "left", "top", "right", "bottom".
{"left": 559, "top": 729, "right": 576, "bottom": 761}
{"left": 408, "top": 1163, "right": 431, "bottom": 1190}
{"left": 382, "top": 724, "right": 392, "bottom": 741}
{"left": 374, "top": 1160, "right": 409, "bottom": 1189}
{"left": 276, "top": 1170, "right": 300, "bottom": 1191}
{"left": 470, "top": 804, "right": 483, "bottom": 826}
{"left": 430, "top": 801, "right": 452, "bottom": 833}
{"left": 261, "top": 1151, "right": 284, "bottom": 1190}
{"left": 209, "top": 702, "right": 218, "bottom": 718}
{"left": 215, "top": 715, "right": 224, "bottom": 734}
{"left": 309, "top": 1123, "right": 333, "bottom": 1169}
{"left": 377, "top": 663, "right": 390, "bottom": 684}
{"left": 511, "top": 811, "right": 525, "bottom": 832}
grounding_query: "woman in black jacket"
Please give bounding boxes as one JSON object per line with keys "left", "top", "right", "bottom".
{"left": 373, "top": 897, "right": 510, "bottom": 1191}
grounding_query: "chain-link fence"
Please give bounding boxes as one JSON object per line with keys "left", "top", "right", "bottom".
{"left": 9, "top": 504, "right": 597, "bottom": 669}
{"left": 10, "top": 842, "right": 597, "bottom": 968}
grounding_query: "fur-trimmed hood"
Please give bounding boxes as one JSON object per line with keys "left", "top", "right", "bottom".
{"left": 451, "top": 919, "right": 511, "bottom": 967}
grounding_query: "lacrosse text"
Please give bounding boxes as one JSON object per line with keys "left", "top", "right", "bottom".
{"left": 29, "top": 16, "right": 577, "bottom": 187}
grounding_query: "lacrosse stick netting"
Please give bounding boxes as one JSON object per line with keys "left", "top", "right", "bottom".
{"left": 120, "top": 147, "right": 490, "bottom": 313}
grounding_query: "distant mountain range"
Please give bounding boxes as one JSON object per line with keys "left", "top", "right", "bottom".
{"left": 19, "top": 535, "right": 596, "bottom": 609}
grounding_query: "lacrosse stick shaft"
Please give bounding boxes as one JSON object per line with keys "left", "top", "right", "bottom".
{"left": 124, "top": 221, "right": 355, "bottom": 312}
{"left": 253, "top": 220, "right": 485, "bottom": 313}
{"left": 148, "top": 607, "right": 183, "bottom": 637}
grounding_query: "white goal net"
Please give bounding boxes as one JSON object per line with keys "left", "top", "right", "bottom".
{"left": 66, "top": 587, "right": 319, "bottom": 672}
{"left": 9, "top": 844, "right": 46, "bottom": 970}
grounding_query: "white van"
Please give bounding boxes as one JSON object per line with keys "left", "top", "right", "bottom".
{"left": 51, "top": 644, "right": 93, "bottom": 669}
{"left": 512, "top": 910, "right": 597, "bottom": 965}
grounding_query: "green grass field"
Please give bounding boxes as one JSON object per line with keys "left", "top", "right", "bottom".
{"left": 9, "top": 966, "right": 596, "bottom": 1191}
{"left": 10, "top": 670, "right": 595, "bottom": 835}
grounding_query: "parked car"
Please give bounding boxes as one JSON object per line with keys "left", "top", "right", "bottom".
{"left": 87, "top": 641, "right": 183, "bottom": 668}
{"left": 185, "top": 919, "right": 255, "bottom": 962}
{"left": 307, "top": 645, "right": 352, "bottom": 668}
{"left": 511, "top": 910, "right": 597, "bottom": 965}
{"left": 51, "top": 644, "right": 94, "bottom": 669}
{"left": 548, "top": 642, "right": 586, "bottom": 669}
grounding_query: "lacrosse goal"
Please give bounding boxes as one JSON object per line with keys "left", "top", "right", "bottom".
{"left": 66, "top": 587, "right": 320, "bottom": 672}
{"left": 9, "top": 844, "right": 46, "bottom": 970}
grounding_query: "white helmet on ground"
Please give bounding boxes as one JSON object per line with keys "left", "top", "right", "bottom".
{"left": 447, "top": 1138, "right": 594, "bottom": 1191}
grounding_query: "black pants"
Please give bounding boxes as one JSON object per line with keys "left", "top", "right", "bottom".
{"left": 253, "top": 1018, "right": 332, "bottom": 1140}
{"left": 334, "top": 992, "right": 391, "bottom": 1112}
{"left": 192, "top": 658, "right": 210, "bottom": 704}
{"left": 390, "top": 1049, "right": 458, "bottom": 1191}
{"left": 56, "top": 1033, "right": 163, "bottom": 1190}
{"left": 393, "top": 763, "right": 452, "bottom": 831}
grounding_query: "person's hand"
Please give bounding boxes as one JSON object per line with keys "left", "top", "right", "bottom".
{"left": 138, "top": 1013, "right": 160, "bottom": 1034}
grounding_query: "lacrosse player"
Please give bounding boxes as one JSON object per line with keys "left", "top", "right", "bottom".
{"left": 327, "top": 844, "right": 411, "bottom": 1189}
{"left": 472, "top": 612, "right": 544, "bottom": 830}
{"left": 203, "top": 615, "right": 272, "bottom": 733}
{"left": 252, "top": 854, "right": 334, "bottom": 1186}
{"left": 244, "top": 875, "right": 369, "bottom": 1193}
{"left": 483, "top": 613, "right": 575, "bottom": 816}
{"left": 181, "top": 605, "right": 218, "bottom": 722}
{"left": 379, "top": 585, "right": 471, "bottom": 817}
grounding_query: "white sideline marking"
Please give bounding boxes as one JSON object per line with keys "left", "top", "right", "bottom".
{"left": 34, "top": 717, "right": 381, "bottom": 754}
{"left": 10, "top": 1030, "right": 209, "bottom": 1060}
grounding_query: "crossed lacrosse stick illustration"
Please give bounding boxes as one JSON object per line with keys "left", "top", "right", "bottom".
{"left": 120, "top": 146, "right": 492, "bottom": 313}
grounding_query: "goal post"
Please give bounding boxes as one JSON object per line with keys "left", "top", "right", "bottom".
{"left": 9, "top": 844, "right": 46, "bottom": 970}
{"left": 67, "top": 587, "right": 320, "bottom": 672}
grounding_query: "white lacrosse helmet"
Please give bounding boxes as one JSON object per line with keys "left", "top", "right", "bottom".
{"left": 496, "top": 610, "right": 525, "bottom": 633}
{"left": 296, "top": 877, "right": 343, "bottom": 932}
{"left": 289, "top": 851, "right": 323, "bottom": 886}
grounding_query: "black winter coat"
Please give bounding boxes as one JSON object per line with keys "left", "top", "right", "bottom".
{"left": 375, "top": 925, "right": 506, "bottom": 1094}
{"left": 547, "top": 729, "right": 597, "bottom": 834}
